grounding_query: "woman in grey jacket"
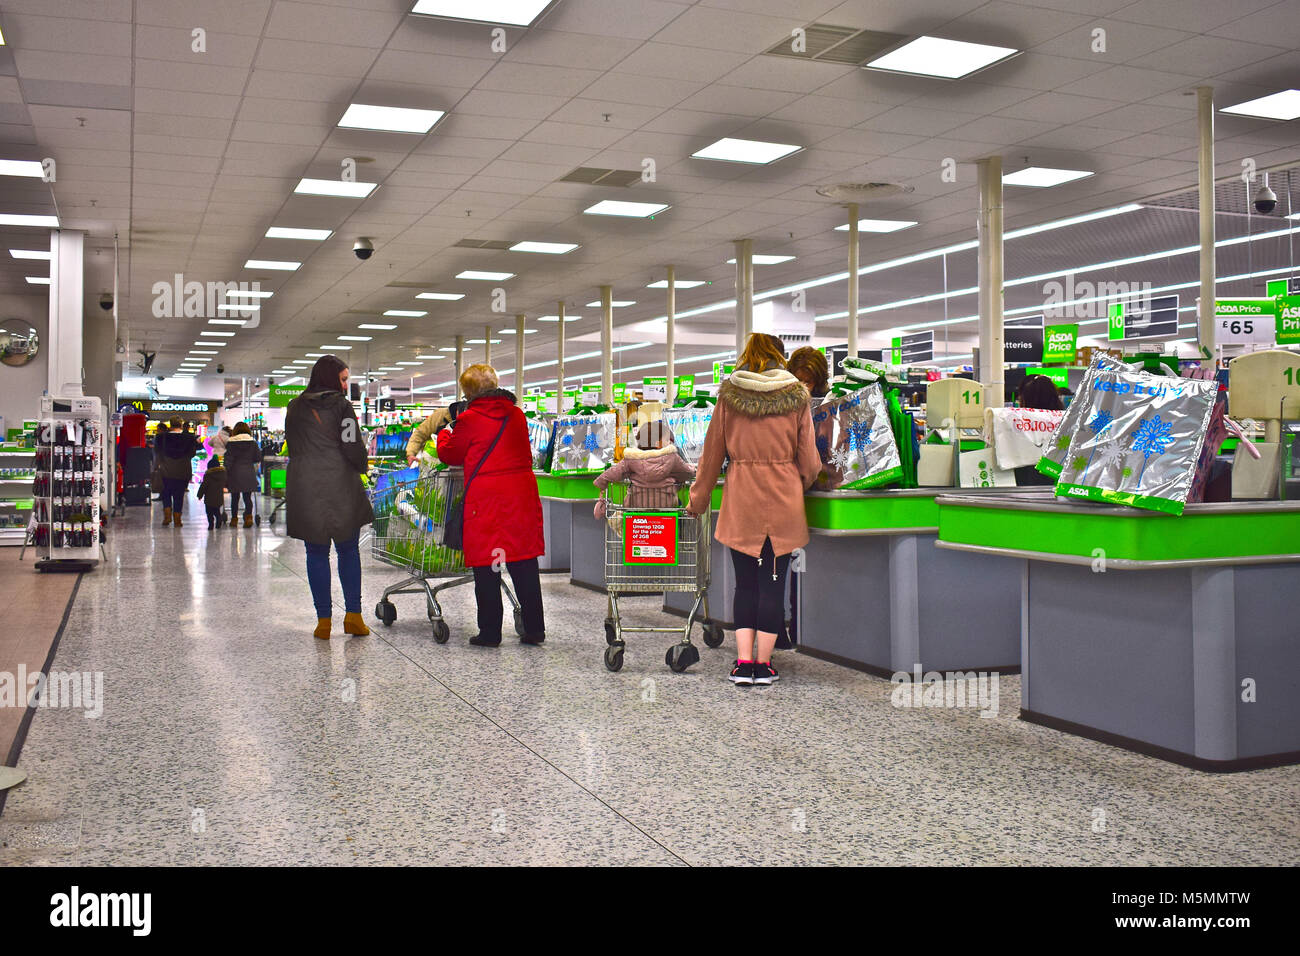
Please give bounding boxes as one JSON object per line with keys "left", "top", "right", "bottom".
{"left": 222, "top": 421, "right": 262, "bottom": 527}
{"left": 285, "top": 355, "right": 374, "bottom": 640}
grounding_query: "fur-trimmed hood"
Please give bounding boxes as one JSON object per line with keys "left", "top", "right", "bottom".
{"left": 623, "top": 443, "right": 678, "bottom": 460}
{"left": 719, "top": 368, "right": 809, "bottom": 417}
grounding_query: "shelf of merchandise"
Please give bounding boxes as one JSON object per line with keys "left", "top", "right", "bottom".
{"left": 32, "top": 398, "right": 105, "bottom": 571}
{"left": 0, "top": 448, "right": 36, "bottom": 546}
{"left": 935, "top": 491, "right": 1300, "bottom": 771}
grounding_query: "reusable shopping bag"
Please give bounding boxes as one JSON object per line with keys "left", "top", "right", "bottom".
{"left": 549, "top": 412, "right": 617, "bottom": 476}
{"left": 811, "top": 383, "right": 904, "bottom": 490}
{"left": 1053, "top": 368, "right": 1218, "bottom": 516}
{"left": 527, "top": 416, "right": 554, "bottom": 471}
{"left": 986, "top": 407, "right": 1067, "bottom": 470}
{"left": 660, "top": 406, "right": 713, "bottom": 465}
{"left": 1036, "top": 353, "right": 1129, "bottom": 478}
{"left": 957, "top": 448, "right": 1016, "bottom": 487}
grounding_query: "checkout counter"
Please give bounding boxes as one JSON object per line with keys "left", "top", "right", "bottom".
{"left": 534, "top": 473, "right": 598, "bottom": 580}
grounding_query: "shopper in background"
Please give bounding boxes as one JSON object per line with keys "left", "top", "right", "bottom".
{"left": 154, "top": 416, "right": 201, "bottom": 527}
{"left": 211, "top": 425, "right": 232, "bottom": 460}
{"left": 285, "top": 355, "right": 374, "bottom": 641}
{"left": 195, "top": 456, "right": 227, "bottom": 530}
{"left": 436, "top": 363, "right": 547, "bottom": 647}
{"left": 1014, "top": 374, "right": 1065, "bottom": 487}
{"left": 224, "top": 421, "right": 263, "bottom": 528}
{"left": 405, "top": 405, "right": 451, "bottom": 464}
{"left": 787, "top": 346, "right": 830, "bottom": 399}
{"left": 688, "top": 333, "right": 822, "bottom": 686}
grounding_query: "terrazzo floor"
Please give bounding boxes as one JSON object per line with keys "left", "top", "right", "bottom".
{"left": 1, "top": 496, "right": 1297, "bottom": 866}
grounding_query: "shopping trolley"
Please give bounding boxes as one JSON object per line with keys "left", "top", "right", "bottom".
{"left": 370, "top": 465, "right": 524, "bottom": 643}
{"left": 600, "top": 487, "right": 724, "bottom": 673}
{"left": 262, "top": 455, "right": 289, "bottom": 528}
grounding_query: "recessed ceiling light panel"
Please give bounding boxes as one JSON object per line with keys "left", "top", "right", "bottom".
{"left": 457, "top": 270, "right": 514, "bottom": 280}
{"left": 294, "top": 178, "right": 377, "bottom": 198}
{"left": 1003, "top": 167, "right": 1094, "bottom": 188}
{"left": 865, "top": 36, "right": 1019, "bottom": 79}
{"left": 509, "top": 241, "right": 579, "bottom": 254}
{"left": 1221, "top": 89, "right": 1300, "bottom": 121}
{"left": 244, "top": 259, "right": 301, "bottom": 271}
{"left": 416, "top": 291, "right": 466, "bottom": 300}
{"left": 338, "top": 103, "right": 445, "bottom": 134}
{"left": 583, "top": 200, "right": 670, "bottom": 218}
{"left": 409, "top": 0, "right": 554, "bottom": 27}
{"left": 265, "top": 227, "right": 333, "bottom": 241}
{"left": 835, "top": 218, "right": 918, "bottom": 233}
{"left": 691, "top": 137, "right": 801, "bottom": 165}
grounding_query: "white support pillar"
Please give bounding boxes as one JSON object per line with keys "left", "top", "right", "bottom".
{"left": 484, "top": 324, "right": 491, "bottom": 364}
{"left": 847, "top": 202, "right": 860, "bottom": 359}
{"left": 1197, "top": 86, "right": 1217, "bottom": 354}
{"left": 665, "top": 265, "right": 676, "bottom": 389}
{"left": 515, "top": 314, "right": 525, "bottom": 393}
{"left": 734, "top": 238, "right": 753, "bottom": 356}
{"left": 48, "top": 229, "right": 86, "bottom": 397}
{"left": 454, "top": 334, "right": 464, "bottom": 401}
{"left": 977, "top": 156, "right": 1005, "bottom": 409}
{"left": 599, "top": 285, "right": 613, "bottom": 405}
{"left": 556, "top": 300, "right": 566, "bottom": 403}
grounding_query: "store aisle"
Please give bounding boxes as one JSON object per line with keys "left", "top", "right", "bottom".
{"left": 0, "top": 496, "right": 1297, "bottom": 866}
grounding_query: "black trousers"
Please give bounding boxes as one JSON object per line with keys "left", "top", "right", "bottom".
{"left": 230, "top": 490, "right": 254, "bottom": 515}
{"left": 472, "top": 557, "right": 545, "bottom": 639}
{"left": 730, "top": 537, "right": 792, "bottom": 634}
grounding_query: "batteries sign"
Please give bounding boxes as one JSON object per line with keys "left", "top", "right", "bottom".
{"left": 623, "top": 512, "right": 678, "bottom": 565}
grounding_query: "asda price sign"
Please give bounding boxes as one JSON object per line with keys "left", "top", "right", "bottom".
{"left": 1042, "top": 325, "right": 1077, "bottom": 363}
{"left": 1277, "top": 296, "right": 1300, "bottom": 345}
{"left": 1215, "top": 298, "right": 1277, "bottom": 345}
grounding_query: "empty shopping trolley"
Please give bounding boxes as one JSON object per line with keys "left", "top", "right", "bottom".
{"left": 601, "top": 490, "right": 724, "bottom": 673}
{"left": 370, "top": 465, "right": 523, "bottom": 643}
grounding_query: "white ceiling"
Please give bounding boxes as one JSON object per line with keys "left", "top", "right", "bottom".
{"left": 2, "top": 0, "right": 1300, "bottom": 398}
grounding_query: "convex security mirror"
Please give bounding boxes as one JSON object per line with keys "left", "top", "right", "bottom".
{"left": 0, "top": 322, "right": 40, "bottom": 367}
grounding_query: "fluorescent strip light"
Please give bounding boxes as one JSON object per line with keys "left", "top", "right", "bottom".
{"left": 383, "top": 310, "right": 426, "bottom": 317}
{"left": 208, "top": 319, "right": 247, "bottom": 326}
{"left": 692, "top": 137, "right": 800, "bottom": 165}
{"left": 200, "top": 331, "right": 237, "bottom": 337}
{"left": 726, "top": 255, "right": 795, "bottom": 265}
{"left": 583, "top": 200, "right": 670, "bottom": 218}
{"left": 586, "top": 300, "right": 635, "bottom": 308}
{"left": 265, "top": 227, "right": 333, "bottom": 241}
{"left": 25, "top": 276, "right": 50, "bottom": 285}
{"left": 438, "top": 347, "right": 457, "bottom": 352}
{"left": 0, "top": 160, "right": 44, "bottom": 178}
{"left": 190, "top": 351, "right": 219, "bottom": 356}
{"left": 537, "top": 315, "right": 580, "bottom": 322}
{"left": 225, "top": 290, "right": 273, "bottom": 299}
{"left": 0, "top": 214, "right": 59, "bottom": 227}
{"left": 338, "top": 103, "right": 445, "bottom": 134}
{"left": 467, "top": 339, "right": 502, "bottom": 344}
{"left": 647, "top": 279, "right": 706, "bottom": 289}
{"left": 216, "top": 304, "right": 259, "bottom": 312}
{"left": 291, "top": 360, "right": 314, "bottom": 365}
{"left": 457, "top": 270, "right": 514, "bottom": 280}
{"left": 9, "top": 249, "right": 50, "bottom": 260}
{"left": 294, "top": 178, "right": 377, "bottom": 198}
{"left": 397, "top": 361, "right": 424, "bottom": 366}
{"left": 338, "top": 335, "right": 372, "bottom": 341}
{"left": 1004, "top": 167, "right": 1093, "bottom": 188}
{"left": 416, "top": 354, "right": 446, "bottom": 359}
{"left": 835, "top": 219, "right": 918, "bottom": 233}
{"left": 1221, "top": 90, "right": 1300, "bottom": 121}
{"left": 305, "top": 353, "right": 324, "bottom": 358}
{"left": 195, "top": 341, "right": 227, "bottom": 347}
{"left": 244, "top": 259, "right": 300, "bottom": 271}
{"left": 865, "top": 36, "right": 1019, "bottom": 79}
{"left": 509, "top": 241, "right": 578, "bottom": 254}
{"left": 498, "top": 328, "right": 537, "bottom": 334}
{"left": 320, "top": 344, "right": 351, "bottom": 350}
{"left": 409, "top": 0, "right": 553, "bottom": 27}
{"left": 358, "top": 324, "right": 398, "bottom": 330}
{"left": 416, "top": 291, "right": 465, "bottom": 300}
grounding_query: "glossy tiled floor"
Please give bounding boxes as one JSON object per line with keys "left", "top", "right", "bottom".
{"left": 1, "top": 497, "right": 1297, "bottom": 866}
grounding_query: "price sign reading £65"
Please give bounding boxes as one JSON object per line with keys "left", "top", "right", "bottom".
{"left": 623, "top": 512, "right": 678, "bottom": 565}
{"left": 1215, "top": 298, "right": 1277, "bottom": 345}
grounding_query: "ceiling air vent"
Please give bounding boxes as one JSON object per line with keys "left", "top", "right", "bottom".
{"left": 558, "top": 167, "right": 643, "bottom": 187}
{"left": 452, "top": 239, "right": 515, "bottom": 250}
{"left": 765, "top": 24, "right": 907, "bottom": 66}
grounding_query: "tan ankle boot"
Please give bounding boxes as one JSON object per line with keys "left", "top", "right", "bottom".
{"left": 162, "top": 507, "right": 172, "bottom": 526}
{"left": 173, "top": 512, "right": 182, "bottom": 527}
{"left": 343, "top": 612, "right": 370, "bottom": 637}
{"left": 244, "top": 513, "right": 253, "bottom": 528}
{"left": 314, "top": 618, "right": 331, "bottom": 640}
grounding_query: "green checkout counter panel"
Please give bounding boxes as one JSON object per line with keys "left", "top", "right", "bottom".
{"left": 796, "top": 487, "right": 1036, "bottom": 677}
{"left": 935, "top": 493, "right": 1300, "bottom": 771}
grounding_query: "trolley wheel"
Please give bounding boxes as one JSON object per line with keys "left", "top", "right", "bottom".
{"left": 513, "top": 608, "right": 526, "bottom": 637}
{"left": 604, "top": 618, "right": 617, "bottom": 646}
{"left": 703, "top": 622, "right": 725, "bottom": 648}
{"left": 431, "top": 619, "right": 450, "bottom": 644}
{"left": 666, "top": 642, "right": 700, "bottom": 673}
{"left": 375, "top": 600, "right": 397, "bottom": 627}
{"left": 603, "top": 644, "right": 625, "bottom": 672}
{"left": 254, "top": 515, "right": 261, "bottom": 526}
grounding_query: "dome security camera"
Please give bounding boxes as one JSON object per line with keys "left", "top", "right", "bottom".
{"left": 353, "top": 238, "right": 375, "bottom": 260}
{"left": 217, "top": 364, "right": 224, "bottom": 374}
{"left": 1254, "top": 183, "right": 1278, "bottom": 215}
{"left": 99, "top": 293, "right": 113, "bottom": 311}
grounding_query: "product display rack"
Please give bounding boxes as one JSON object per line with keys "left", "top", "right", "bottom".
{"left": 0, "top": 447, "right": 36, "bottom": 546}
{"left": 29, "top": 396, "right": 105, "bottom": 572}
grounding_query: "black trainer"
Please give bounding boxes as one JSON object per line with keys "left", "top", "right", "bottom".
{"left": 520, "top": 633, "right": 545, "bottom": 645}
{"left": 729, "top": 660, "right": 754, "bottom": 686}
{"left": 753, "top": 661, "right": 780, "bottom": 685}
{"left": 468, "top": 634, "right": 501, "bottom": 647}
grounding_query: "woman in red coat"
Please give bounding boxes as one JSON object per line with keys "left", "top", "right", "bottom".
{"left": 436, "top": 363, "right": 547, "bottom": 646}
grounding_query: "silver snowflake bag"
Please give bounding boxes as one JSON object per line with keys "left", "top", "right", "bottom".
{"left": 660, "top": 406, "right": 713, "bottom": 465}
{"left": 811, "top": 384, "right": 904, "bottom": 490}
{"left": 1036, "top": 353, "right": 1129, "bottom": 479}
{"left": 549, "top": 412, "right": 617, "bottom": 476}
{"left": 1053, "top": 369, "right": 1218, "bottom": 516}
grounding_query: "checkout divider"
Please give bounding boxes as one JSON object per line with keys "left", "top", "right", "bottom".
{"left": 935, "top": 492, "right": 1300, "bottom": 772}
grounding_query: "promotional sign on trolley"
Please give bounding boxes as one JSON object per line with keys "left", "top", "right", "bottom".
{"left": 623, "top": 511, "right": 678, "bottom": 565}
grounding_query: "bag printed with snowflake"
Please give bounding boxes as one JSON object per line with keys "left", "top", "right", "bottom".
{"left": 811, "top": 384, "right": 904, "bottom": 490}
{"left": 660, "top": 406, "right": 713, "bottom": 465}
{"left": 548, "top": 413, "right": 617, "bottom": 476}
{"left": 1036, "top": 353, "right": 1130, "bottom": 479}
{"left": 526, "top": 416, "right": 555, "bottom": 471}
{"left": 1053, "top": 368, "right": 1218, "bottom": 515}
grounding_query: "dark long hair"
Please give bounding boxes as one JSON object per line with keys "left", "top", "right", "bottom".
{"left": 306, "top": 354, "right": 348, "bottom": 393}
{"left": 1019, "top": 374, "right": 1064, "bottom": 411}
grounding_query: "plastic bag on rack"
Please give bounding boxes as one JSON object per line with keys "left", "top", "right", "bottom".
{"left": 986, "top": 407, "right": 1067, "bottom": 470}
{"left": 549, "top": 412, "right": 617, "bottom": 475}
{"left": 527, "top": 416, "right": 554, "bottom": 471}
{"left": 1053, "top": 368, "right": 1219, "bottom": 515}
{"left": 811, "top": 383, "right": 904, "bottom": 490}
{"left": 660, "top": 406, "right": 713, "bottom": 465}
{"left": 1036, "top": 353, "right": 1129, "bottom": 478}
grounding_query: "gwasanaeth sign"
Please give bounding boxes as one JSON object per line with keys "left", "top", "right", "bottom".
{"left": 269, "top": 385, "right": 306, "bottom": 407}
{"left": 1043, "top": 325, "right": 1077, "bottom": 363}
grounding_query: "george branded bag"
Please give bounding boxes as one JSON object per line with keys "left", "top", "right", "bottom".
{"left": 986, "top": 407, "right": 1067, "bottom": 470}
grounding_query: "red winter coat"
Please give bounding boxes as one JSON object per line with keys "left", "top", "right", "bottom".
{"left": 436, "top": 390, "right": 545, "bottom": 567}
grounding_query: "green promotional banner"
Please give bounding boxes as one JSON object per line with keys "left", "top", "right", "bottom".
{"left": 269, "top": 385, "right": 306, "bottom": 407}
{"left": 674, "top": 373, "right": 695, "bottom": 399}
{"left": 712, "top": 362, "right": 735, "bottom": 384}
{"left": 612, "top": 383, "right": 627, "bottom": 403}
{"left": 1026, "top": 366, "right": 1069, "bottom": 389}
{"left": 1042, "top": 324, "right": 1077, "bottom": 363}
{"left": 1277, "top": 295, "right": 1300, "bottom": 345}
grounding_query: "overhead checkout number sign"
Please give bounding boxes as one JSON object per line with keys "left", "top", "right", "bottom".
{"left": 890, "top": 331, "right": 933, "bottom": 364}
{"left": 1002, "top": 316, "right": 1078, "bottom": 364}
{"left": 1108, "top": 295, "right": 1180, "bottom": 342}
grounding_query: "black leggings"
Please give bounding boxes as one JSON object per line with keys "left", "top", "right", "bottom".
{"left": 472, "top": 557, "right": 546, "bottom": 640}
{"left": 230, "top": 490, "right": 253, "bottom": 515}
{"left": 730, "top": 537, "right": 791, "bottom": 634}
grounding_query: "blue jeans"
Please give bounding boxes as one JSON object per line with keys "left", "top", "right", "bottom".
{"left": 161, "top": 477, "right": 187, "bottom": 513}
{"left": 305, "top": 533, "right": 362, "bottom": 619}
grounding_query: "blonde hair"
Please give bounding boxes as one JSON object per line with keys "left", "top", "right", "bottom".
{"left": 737, "top": 332, "right": 786, "bottom": 373}
{"left": 460, "top": 363, "right": 499, "bottom": 400}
